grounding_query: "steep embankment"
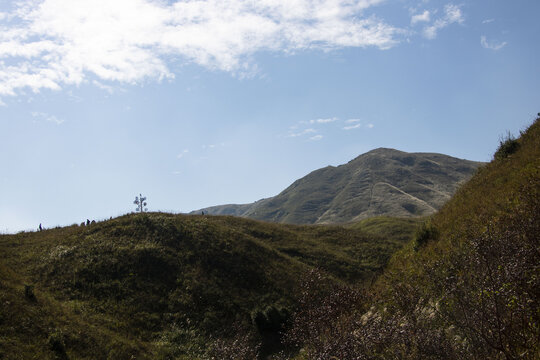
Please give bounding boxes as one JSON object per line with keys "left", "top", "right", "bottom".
{"left": 0, "top": 213, "right": 415, "bottom": 359}
{"left": 195, "top": 148, "right": 482, "bottom": 224}
{"left": 379, "top": 116, "right": 540, "bottom": 359}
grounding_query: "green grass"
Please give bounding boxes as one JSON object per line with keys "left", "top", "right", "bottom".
{"left": 382, "top": 116, "right": 540, "bottom": 272}
{"left": 368, "top": 116, "right": 540, "bottom": 358}
{"left": 0, "top": 212, "right": 410, "bottom": 359}
{"left": 347, "top": 216, "right": 422, "bottom": 244}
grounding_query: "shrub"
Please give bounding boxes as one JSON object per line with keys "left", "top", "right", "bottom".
{"left": 252, "top": 306, "right": 289, "bottom": 334}
{"left": 48, "top": 329, "right": 67, "bottom": 359}
{"left": 494, "top": 132, "right": 520, "bottom": 160}
{"left": 284, "top": 269, "right": 367, "bottom": 359}
{"left": 413, "top": 221, "right": 439, "bottom": 251}
{"left": 426, "top": 177, "right": 540, "bottom": 359}
{"left": 24, "top": 284, "right": 35, "bottom": 300}
{"left": 207, "top": 322, "right": 260, "bottom": 360}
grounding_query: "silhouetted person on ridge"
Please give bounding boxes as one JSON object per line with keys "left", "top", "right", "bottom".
{"left": 39, "top": 223, "right": 42, "bottom": 231}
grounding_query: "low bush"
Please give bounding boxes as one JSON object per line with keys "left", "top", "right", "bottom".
{"left": 48, "top": 329, "right": 67, "bottom": 359}
{"left": 494, "top": 132, "right": 520, "bottom": 160}
{"left": 413, "top": 220, "right": 439, "bottom": 251}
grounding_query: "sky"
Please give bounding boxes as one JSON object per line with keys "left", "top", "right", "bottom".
{"left": 1, "top": 0, "right": 539, "bottom": 233}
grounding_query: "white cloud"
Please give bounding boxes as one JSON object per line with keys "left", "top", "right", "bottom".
{"left": 343, "top": 120, "right": 374, "bottom": 130}
{"left": 202, "top": 142, "right": 226, "bottom": 149}
{"left": 309, "top": 134, "right": 323, "bottom": 141}
{"left": 287, "top": 128, "right": 317, "bottom": 137}
{"left": 423, "top": 4, "right": 463, "bottom": 39}
{"left": 177, "top": 149, "right": 189, "bottom": 159}
{"left": 411, "top": 10, "right": 430, "bottom": 25}
{"left": 480, "top": 36, "right": 507, "bottom": 50}
{"left": 343, "top": 123, "right": 361, "bottom": 130}
{"left": 31, "top": 111, "right": 64, "bottom": 125}
{"left": 482, "top": 18, "right": 495, "bottom": 24}
{"left": 0, "top": 0, "right": 401, "bottom": 98}
{"left": 92, "top": 80, "right": 115, "bottom": 94}
{"left": 309, "top": 117, "right": 338, "bottom": 124}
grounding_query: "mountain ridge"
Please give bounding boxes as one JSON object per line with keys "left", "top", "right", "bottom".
{"left": 192, "top": 148, "right": 483, "bottom": 224}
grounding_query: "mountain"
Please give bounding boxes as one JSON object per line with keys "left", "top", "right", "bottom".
{"left": 193, "top": 148, "right": 483, "bottom": 224}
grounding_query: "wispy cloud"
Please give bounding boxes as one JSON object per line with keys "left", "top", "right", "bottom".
{"left": 0, "top": 0, "right": 401, "bottom": 99}
{"left": 482, "top": 18, "right": 495, "bottom": 24}
{"left": 308, "top": 117, "right": 338, "bottom": 124}
{"left": 411, "top": 10, "right": 430, "bottom": 25}
{"left": 177, "top": 149, "right": 189, "bottom": 159}
{"left": 31, "top": 111, "right": 64, "bottom": 125}
{"left": 343, "top": 123, "right": 362, "bottom": 130}
{"left": 480, "top": 36, "right": 507, "bottom": 50}
{"left": 287, "top": 128, "right": 317, "bottom": 138}
{"left": 287, "top": 116, "right": 340, "bottom": 140}
{"left": 423, "top": 4, "right": 464, "bottom": 39}
{"left": 202, "top": 142, "right": 226, "bottom": 150}
{"left": 342, "top": 119, "right": 374, "bottom": 130}
{"left": 92, "top": 80, "right": 115, "bottom": 94}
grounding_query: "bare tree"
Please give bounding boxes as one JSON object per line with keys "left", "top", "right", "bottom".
{"left": 133, "top": 193, "right": 148, "bottom": 212}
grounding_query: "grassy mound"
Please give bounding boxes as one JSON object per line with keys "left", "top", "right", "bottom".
{"left": 0, "top": 213, "right": 410, "bottom": 359}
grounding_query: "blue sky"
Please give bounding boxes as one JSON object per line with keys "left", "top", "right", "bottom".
{"left": 1, "top": 0, "right": 539, "bottom": 232}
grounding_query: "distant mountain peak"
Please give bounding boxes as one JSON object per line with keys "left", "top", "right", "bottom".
{"left": 192, "top": 148, "right": 484, "bottom": 224}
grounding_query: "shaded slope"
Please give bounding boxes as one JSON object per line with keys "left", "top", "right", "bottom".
{"left": 195, "top": 148, "right": 482, "bottom": 224}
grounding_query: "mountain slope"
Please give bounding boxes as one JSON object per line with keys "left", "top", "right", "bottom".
{"left": 281, "top": 116, "right": 540, "bottom": 359}
{"left": 374, "top": 117, "right": 540, "bottom": 359}
{"left": 194, "top": 148, "right": 482, "bottom": 224}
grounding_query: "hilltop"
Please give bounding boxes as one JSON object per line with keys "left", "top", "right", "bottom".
{"left": 193, "top": 148, "right": 482, "bottom": 224}
{"left": 0, "top": 213, "right": 417, "bottom": 359}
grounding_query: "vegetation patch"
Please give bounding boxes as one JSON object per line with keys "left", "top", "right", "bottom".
{"left": 0, "top": 211, "right": 410, "bottom": 359}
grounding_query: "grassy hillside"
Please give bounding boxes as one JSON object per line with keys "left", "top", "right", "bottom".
{"left": 347, "top": 216, "right": 423, "bottom": 244}
{"left": 281, "top": 116, "right": 540, "bottom": 359}
{"left": 195, "top": 148, "right": 482, "bottom": 224}
{"left": 0, "top": 213, "right": 413, "bottom": 359}
{"left": 377, "top": 116, "right": 540, "bottom": 359}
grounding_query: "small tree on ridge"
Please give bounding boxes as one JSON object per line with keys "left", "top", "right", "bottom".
{"left": 134, "top": 193, "right": 148, "bottom": 212}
